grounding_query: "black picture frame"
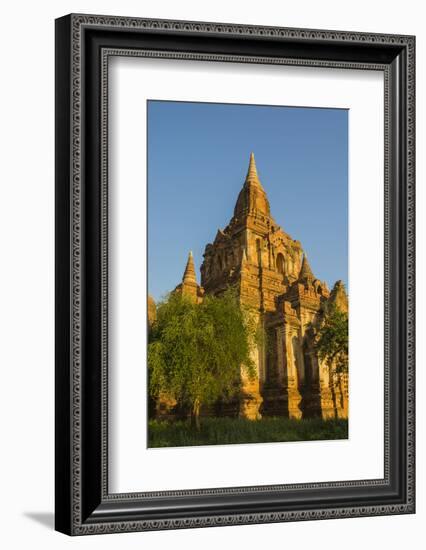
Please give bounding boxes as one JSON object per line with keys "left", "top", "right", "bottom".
{"left": 55, "top": 13, "right": 415, "bottom": 535}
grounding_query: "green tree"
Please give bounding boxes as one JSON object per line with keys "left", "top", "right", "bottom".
{"left": 148, "top": 289, "right": 258, "bottom": 429}
{"left": 314, "top": 303, "right": 348, "bottom": 416}
{"left": 315, "top": 304, "right": 348, "bottom": 374}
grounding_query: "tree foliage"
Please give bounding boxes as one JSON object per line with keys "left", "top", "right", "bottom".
{"left": 148, "top": 289, "right": 259, "bottom": 428}
{"left": 314, "top": 303, "right": 349, "bottom": 375}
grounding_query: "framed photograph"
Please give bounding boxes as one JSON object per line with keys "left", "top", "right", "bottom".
{"left": 55, "top": 14, "right": 415, "bottom": 535}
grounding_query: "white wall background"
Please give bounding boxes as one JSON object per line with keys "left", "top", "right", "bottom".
{"left": 0, "top": 0, "right": 423, "bottom": 548}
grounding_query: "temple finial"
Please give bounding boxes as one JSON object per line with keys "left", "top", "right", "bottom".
{"left": 234, "top": 153, "right": 270, "bottom": 217}
{"left": 182, "top": 251, "right": 197, "bottom": 284}
{"left": 246, "top": 152, "right": 260, "bottom": 184}
{"left": 299, "top": 253, "right": 315, "bottom": 282}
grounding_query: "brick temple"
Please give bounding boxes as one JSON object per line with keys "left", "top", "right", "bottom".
{"left": 151, "top": 153, "right": 348, "bottom": 420}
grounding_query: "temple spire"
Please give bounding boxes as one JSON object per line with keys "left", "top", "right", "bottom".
{"left": 234, "top": 153, "right": 270, "bottom": 218}
{"left": 299, "top": 253, "right": 315, "bottom": 282}
{"left": 329, "top": 280, "right": 348, "bottom": 313}
{"left": 245, "top": 152, "right": 262, "bottom": 187}
{"left": 182, "top": 251, "right": 197, "bottom": 284}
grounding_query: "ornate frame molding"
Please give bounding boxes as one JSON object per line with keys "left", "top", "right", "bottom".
{"left": 55, "top": 14, "right": 415, "bottom": 535}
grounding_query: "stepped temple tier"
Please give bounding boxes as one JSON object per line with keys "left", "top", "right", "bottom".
{"left": 154, "top": 153, "right": 348, "bottom": 421}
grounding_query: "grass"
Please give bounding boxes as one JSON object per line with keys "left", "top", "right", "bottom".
{"left": 148, "top": 416, "right": 348, "bottom": 448}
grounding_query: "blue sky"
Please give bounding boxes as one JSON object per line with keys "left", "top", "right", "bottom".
{"left": 148, "top": 101, "right": 348, "bottom": 302}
